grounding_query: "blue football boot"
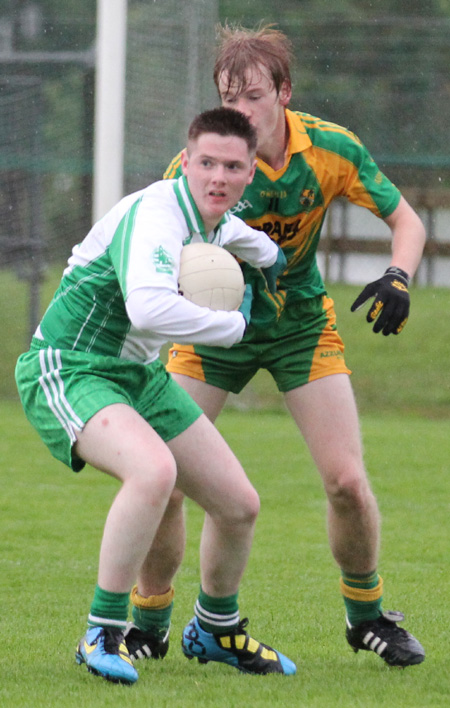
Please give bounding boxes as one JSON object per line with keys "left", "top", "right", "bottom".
{"left": 182, "top": 617, "right": 296, "bottom": 675}
{"left": 75, "top": 626, "right": 138, "bottom": 684}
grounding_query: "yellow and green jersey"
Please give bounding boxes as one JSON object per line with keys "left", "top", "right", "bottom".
{"left": 164, "top": 109, "right": 401, "bottom": 327}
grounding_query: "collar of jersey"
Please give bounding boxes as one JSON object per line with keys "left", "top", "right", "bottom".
{"left": 173, "top": 175, "right": 228, "bottom": 244}
{"left": 256, "top": 109, "right": 312, "bottom": 180}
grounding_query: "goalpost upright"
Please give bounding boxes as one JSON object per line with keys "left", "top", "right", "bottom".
{"left": 93, "top": 0, "right": 128, "bottom": 222}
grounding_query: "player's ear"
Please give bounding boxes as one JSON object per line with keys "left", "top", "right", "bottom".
{"left": 181, "top": 148, "right": 189, "bottom": 175}
{"left": 279, "top": 80, "right": 292, "bottom": 107}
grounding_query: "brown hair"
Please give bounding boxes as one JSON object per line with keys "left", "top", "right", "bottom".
{"left": 188, "top": 106, "right": 257, "bottom": 155}
{"left": 213, "top": 23, "right": 294, "bottom": 96}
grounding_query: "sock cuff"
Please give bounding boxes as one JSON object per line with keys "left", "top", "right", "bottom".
{"left": 340, "top": 575, "right": 383, "bottom": 602}
{"left": 131, "top": 585, "right": 174, "bottom": 610}
{"left": 194, "top": 599, "right": 240, "bottom": 632}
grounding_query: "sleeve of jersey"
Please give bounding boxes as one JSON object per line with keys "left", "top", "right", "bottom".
{"left": 110, "top": 186, "right": 246, "bottom": 348}
{"left": 126, "top": 287, "right": 246, "bottom": 348}
{"left": 221, "top": 217, "right": 279, "bottom": 267}
{"left": 339, "top": 137, "right": 401, "bottom": 219}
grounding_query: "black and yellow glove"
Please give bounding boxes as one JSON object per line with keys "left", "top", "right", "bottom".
{"left": 350, "top": 266, "right": 410, "bottom": 336}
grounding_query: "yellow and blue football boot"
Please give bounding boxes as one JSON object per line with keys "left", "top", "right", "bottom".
{"left": 182, "top": 617, "right": 296, "bottom": 675}
{"left": 75, "top": 626, "right": 138, "bottom": 684}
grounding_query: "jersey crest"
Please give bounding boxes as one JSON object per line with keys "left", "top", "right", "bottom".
{"left": 153, "top": 245, "right": 175, "bottom": 274}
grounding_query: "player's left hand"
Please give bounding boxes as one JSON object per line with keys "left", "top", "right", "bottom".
{"left": 262, "top": 246, "right": 287, "bottom": 294}
{"left": 350, "top": 266, "right": 410, "bottom": 335}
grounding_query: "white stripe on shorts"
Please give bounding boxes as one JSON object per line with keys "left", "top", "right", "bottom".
{"left": 38, "top": 347, "right": 84, "bottom": 442}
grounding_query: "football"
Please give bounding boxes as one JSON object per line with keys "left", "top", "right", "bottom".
{"left": 178, "top": 242, "right": 245, "bottom": 311}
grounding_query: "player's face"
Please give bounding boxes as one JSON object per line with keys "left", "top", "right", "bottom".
{"left": 218, "top": 64, "right": 291, "bottom": 155}
{"left": 182, "top": 133, "right": 256, "bottom": 232}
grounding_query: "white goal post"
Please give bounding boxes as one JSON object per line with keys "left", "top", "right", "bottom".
{"left": 93, "top": 0, "right": 128, "bottom": 222}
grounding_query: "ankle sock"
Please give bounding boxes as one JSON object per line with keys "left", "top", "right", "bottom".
{"left": 341, "top": 571, "right": 383, "bottom": 625}
{"left": 131, "top": 585, "right": 174, "bottom": 638}
{"left": 88, "top": 584, "right": 129, "bottom": 630}
{"left": 195, "top": 586, "right": 239, "bottom": 634}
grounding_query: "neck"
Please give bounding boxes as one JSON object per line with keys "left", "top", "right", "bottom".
{"left": 202, "top": 217, "right": 220, "bottom": 235}
{"left": 258, "top": 112, "right": 289, "bottom": 171}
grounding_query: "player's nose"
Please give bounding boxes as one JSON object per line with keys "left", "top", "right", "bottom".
{"left": 234, "top": 97, "right": 251, "bottom": 119}
{"left": 211, "top": 164, "right": 226, "bottom": 183}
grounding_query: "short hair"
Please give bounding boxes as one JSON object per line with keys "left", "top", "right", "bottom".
{"left": 213, "top": 23, "right": 294, "bottom": 96}
{"left": 187, "top": 106, "right": 257, "bottom": 155}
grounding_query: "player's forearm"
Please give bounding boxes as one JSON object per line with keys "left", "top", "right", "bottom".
{"left": 224, "top": 223, "right": 280, "bottom": 269}
{"left": 126, "top": 287, "right": 246, "bottom": 348}
{"left": 385, "top": 196, "right": 426, "bottom": 278}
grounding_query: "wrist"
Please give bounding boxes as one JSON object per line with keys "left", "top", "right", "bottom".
{"left": 384, "top": 266, "right": 410, "bottom": 285}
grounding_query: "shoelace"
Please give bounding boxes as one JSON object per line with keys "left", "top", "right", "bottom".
{"left": 102, "top": 627, "right": 126, "bottom": 654}
{"left": 229, "top": 618, "right": 249, "bottom": 637}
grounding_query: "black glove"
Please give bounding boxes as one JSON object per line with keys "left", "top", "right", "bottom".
{"left": 350, "top": 266, "right": 410, "bottom": 335}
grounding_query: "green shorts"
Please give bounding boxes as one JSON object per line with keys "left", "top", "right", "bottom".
{"left": 167, "top": 294, "right": 351, "bottom": 394}
{"left": 15, "top": 338, "right": 202, "bottom": 472}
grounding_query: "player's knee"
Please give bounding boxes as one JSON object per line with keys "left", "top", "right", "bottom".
{"left": 131, "top": 455, "right": 177, "bottom": 504}
{"left": 226, "top": 485, "right": 260, "bottom": 527}
{"left": 245, "top": 486, "right": 261, "bottom": 522}
{"left": 325, "top": 468, "right": 372, "bottom": 513}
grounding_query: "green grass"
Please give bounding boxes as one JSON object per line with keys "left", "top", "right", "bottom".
{"left": 1, "top": 268, "right": 449, "bottom": 704}
{"left": 1, "top": 402, "right": 449, "bottom": 707}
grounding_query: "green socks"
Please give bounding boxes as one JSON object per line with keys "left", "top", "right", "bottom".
{"left": 88, "top": 584, "right": 129, "bottom": 630}
{"left": 131, "top": 585, "right": 174, "bottom": 639}
{"left": 340, "top": 571, "right": 383, "bottom": 625}
{"left": 195, "top": 587, "right": 240, "bottom": 634}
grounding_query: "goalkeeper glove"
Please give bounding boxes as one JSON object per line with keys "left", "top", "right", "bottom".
{"left": 261, "top": 246, "right": 287, "bottom": 294}
{"left": 350, "top": 266, "right": 410, "bottom": 336}
{"left": 238, "top": 284, "right": 253, "bottom": 328}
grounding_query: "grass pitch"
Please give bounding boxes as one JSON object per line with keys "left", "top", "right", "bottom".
{"left": 1, "top": 403, "right": 448, "bottom": 707}
{"left": 1, "top": 268, "right": 449, "bottom": 705}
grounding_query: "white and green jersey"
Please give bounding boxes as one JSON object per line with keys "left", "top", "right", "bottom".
{"left": 35, "top": 176, "right": 278, "bottom": 363}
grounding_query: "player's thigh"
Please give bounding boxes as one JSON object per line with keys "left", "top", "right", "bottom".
{"left": 167, "top": 342, "right": 258, "bottom": 395}
{"left": 171, "top": 373, "right": 228, "bottom": 422}
{"left": 75, "top": 403, "right": 177, "bottom": 485}
{"left": 167, "top": 413, "right": 259, "bottom": 520}
{"left": 284, "top": 374, "right": 364, "bottom": 480}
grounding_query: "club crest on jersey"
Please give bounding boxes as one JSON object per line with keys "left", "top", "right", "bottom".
{"left": 299, "top": 189, "right": 316, "bottom": 208}
{"left": 153, "top": 245, "right": 175, "bottom": 274}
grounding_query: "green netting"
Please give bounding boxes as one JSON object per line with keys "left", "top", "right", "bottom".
{"left": 1, "top": 0, "right": 449, "bottom": 285}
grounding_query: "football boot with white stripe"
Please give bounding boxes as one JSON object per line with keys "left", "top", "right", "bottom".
{"left": 124, "top": 622, "right": 169, "bottom": 661}
{"left": 181, "top": 617, "right": 296, "bottom": 675}
{"left": 75, "top": 626, "right": 138, "bottom": 684}
{"left": 346, "top": 610, "right": 425, "bottom": 667}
